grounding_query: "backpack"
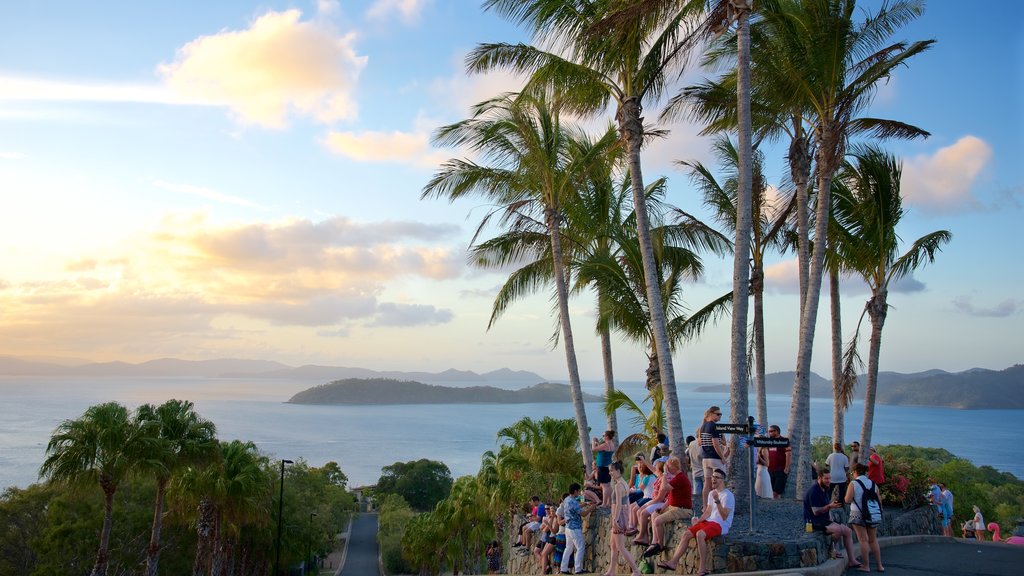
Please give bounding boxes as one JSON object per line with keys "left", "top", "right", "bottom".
{"left": 855, "top": 477, "right": 882, "bottom": 527}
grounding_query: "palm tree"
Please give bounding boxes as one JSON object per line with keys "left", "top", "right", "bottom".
{"left": 137, "top": 399, "right": 218, "bottom": 576}
{"left": 39, "top": 402, "right": 157, "bottom": 576}
{"left": 471, "top": 0, "right": 707, "bottom": 453}
{"left": 832, "top": 146, "right": 951, "bottom": 453}
{"left": 423, "top": 92, "right": 618, "bottom": 472}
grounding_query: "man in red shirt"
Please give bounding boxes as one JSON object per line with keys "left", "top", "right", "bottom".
{"left": 645, "top": 456, "right": 692, "bottom": 557}
{"left": 765, "top": 424, "right": 792, "bottom": 498}
{"left": 867, "top": 447, "right": 885, "bottom": 485}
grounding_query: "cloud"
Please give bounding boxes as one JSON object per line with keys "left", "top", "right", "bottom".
{"left": 0, "top": 74, "right": 196, "bottom": 105}
{"left": 459, "top": 286, "right": 501, "bottom": 299}
{"left": 763, "top": 259, "right": 801, "bottom": 294}
{"left": 889, "top": 275, "right": 926, "bottom": 294}
{"left": 153, "top": 180, "right": 270, "bottom": 211}
{"left": 953, "top": 296, "right": 1021, "bottom": 318}
{"left": 0, "top": 151, "right": 26, "bottom": 160}
{"left": 762, "top": 258, "right": 926, "bottom": 295}
{"left": 322, "top": 129, "right": 448, "bottom": 167}
{"left": 901, "top": 135, "right": 992, "bottom": 213}
{"left": 368, "top": 302, "right": 454, "bottom": 327}
{"left": 366, "top": 0, "right": 432, "bottom": 24}
{"left": 158, "top": 9, "right": 367, "bottom": 128}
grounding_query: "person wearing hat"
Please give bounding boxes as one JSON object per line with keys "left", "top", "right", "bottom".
{"left": 655, "top": 468, "right": 734, "bottom": 576}
{"left": 697, "top": 406, "right": 727, "bottom": 505}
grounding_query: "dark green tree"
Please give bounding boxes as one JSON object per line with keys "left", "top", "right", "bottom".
{"left": 376, "top": 459, "right": 453, "bottom": 512}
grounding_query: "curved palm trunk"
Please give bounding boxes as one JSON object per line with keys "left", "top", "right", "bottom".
{"left": 727, "top": 6, "right": 753, "bottom": 496}
{"left": 600, "top": 323, "right": 619, "bottom": 437}
{"left": 752, "top": 268, "right": 768, "bottom": 428}
{"left": 618, "top": 96, "right": 683, "bottom": 453}
{"left": 830, "top": 270, "right": 845, "bottom": 444}
{"left": 547, "top": 208, "right": 594, "bottom": 472}
{"left": 790, "top": 122, "right": 811, "bottom": 306}
{"left": 787, "top": 130, "right": 838, "bottom": 498}
{"left": 91, "top": 483, "right": 116, "bottom": 576}
{"left": 859, "top": 289, "right": 887, "bottom": 452}
{"left": 145, "top": 478, "right": 169, "bottom": 576}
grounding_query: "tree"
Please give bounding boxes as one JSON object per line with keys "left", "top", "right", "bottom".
{"left": 136, "top": 399, "right": 218, "bottom": 576}
{"left": 471, "top": 0, "right": 708, "bottom": 453}
{"left": 376, "top": 459, "right": 453, "bottom": 512}
{"left": 39, "top": 402, "right": 156, "bottom": 576}
{"left": 832, "top": 146, "right": 951, "bottom": 453}
{"left": 423, "top": 92, "right": 618, "bottom": 472}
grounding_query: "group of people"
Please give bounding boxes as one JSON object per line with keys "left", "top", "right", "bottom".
{"left": 803, "top": 441, "right": 888, "bottom": 573}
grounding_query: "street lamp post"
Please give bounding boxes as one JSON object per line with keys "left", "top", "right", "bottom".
{"left": 274, "top": 459, "right": 294, "bottom": 576}
{"left": 306, "top": 511, "right": 319, "bottom": 575}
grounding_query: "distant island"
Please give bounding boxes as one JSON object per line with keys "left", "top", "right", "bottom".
{"left": 287, "top": 378, "right": 603, "bottom": 405}
{"left": 694, "top": 365, "right": 1024, "bottom": 410}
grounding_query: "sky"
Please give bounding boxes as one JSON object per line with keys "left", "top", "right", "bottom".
{"left": 0, "top": 1, "right": 1020, "bottom": 384}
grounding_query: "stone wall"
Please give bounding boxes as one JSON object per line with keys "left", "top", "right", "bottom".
{"left": 506, "top": 509, "right": 827, "bottom": 575}
{"left": 505, "top": 505, "right": 938, "bottom": 574}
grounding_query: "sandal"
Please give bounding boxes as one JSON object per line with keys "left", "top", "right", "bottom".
{"left": 632, "top": 539, "right": 650, "bottom": 547}
{"left": 657, "top": 562, "right": 677, "bottom": 571}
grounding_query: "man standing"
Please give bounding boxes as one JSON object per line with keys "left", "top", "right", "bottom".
{"left": 560, "top": 483, "right": 590, "bottom": 574}
{"left": 867, "top": 447, "right": 885, "bottom": 486}
{"left": 645, "top": 456, "right": 692, "bottom": 558}
{"left": 654, "top": 469, "right": 734, "bottom": 575}
{"left": 765, "top": 425, "right": 791, "bottom": 499}
{"left": 939, "top": 482, "right": 954, "bottom": 537}
{"left": 804, "top": 472, "right": 862, "bottom": 569}
{"left": 687, "top": 435, "right": 704, "bottom": 504}
{"left": 849, "top": 441, "right": 861, "bottom": 469}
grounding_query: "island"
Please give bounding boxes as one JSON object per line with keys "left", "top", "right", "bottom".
{"left": 287, "top": 378, "right": 604, "bottom": 405}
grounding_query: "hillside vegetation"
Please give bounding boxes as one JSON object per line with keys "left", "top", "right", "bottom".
{"left": 287, "top": 378, "right": 603, "bottom": 404}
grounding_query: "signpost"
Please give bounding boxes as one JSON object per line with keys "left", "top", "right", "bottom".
{"left": 750, "top": 437, "right": 790, "bottom": 448}
{"left": 716, "top": 423, "right": 749, "bottom": 435}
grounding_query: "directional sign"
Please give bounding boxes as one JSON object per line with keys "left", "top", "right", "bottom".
{"left": 750, "top": 437, "right": 790, "bottom": 448}
{"left": 716, "top": 423, "right": 749, "bottom": 435}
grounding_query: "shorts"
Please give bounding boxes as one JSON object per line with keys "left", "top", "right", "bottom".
{"left": 597, "top": 465, "right": 611, "bottom": 483}
{"left": 636, "top": 497, "right": 651, "bottom": 507}
{"left": 526, "top": 521, "right": 541, "bottom": 532}
{"left": 688, "top": 520, "right": 723, "bottom": 539}
{"left": 642, "top": 501, "right": 666, "bottom": 515}
{"left": 769, "top": 470, "right": 788, "bottom": 494}
{"left": 659, "top": 505, "right": 693, "bottom": 523}
{"left": 629, "top": 491, "right": 644, "bottom": 504}
{"left": 703, "top": 458, "right": 726, "bottom": 476}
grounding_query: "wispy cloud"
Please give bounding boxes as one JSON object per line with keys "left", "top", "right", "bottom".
{"left": 322, "top": 129, "right": 448, "bottom": 167}
{"left": 158, "top": 9, "right": 367, "bottom": 128}
{"left": 366, "top": 0, "right": 432, "bottom": 24}
{"left": 368, "top": 302, "right": 454, "bottom": 327}
{"left": 762, "top": 259, "right": 926, "bottom": 295}
{"left": 153, "top": 180, "right": 270, "bottom": 211}
{"left": 901, "top": 135, "right": 992, "bottom": 214}
{"left": 0, "top": 151, "right": 26, "bottom": 160}
{"left": 953, "top": 296, "right": 1021, "bottom": 318}
{"left": 0, "top": 74, "right": 198, "bottom": 105}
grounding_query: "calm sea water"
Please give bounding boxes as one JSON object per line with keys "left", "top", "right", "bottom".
{"left": 2, "top": 376, "right": 1021, "bottom": 490}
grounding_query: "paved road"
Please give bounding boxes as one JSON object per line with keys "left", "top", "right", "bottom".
{"left": 843, "top": 541, "right": 1023, "bottom": 576}
{"left": 340, "top": 513, "right": 379, "bottom": 576}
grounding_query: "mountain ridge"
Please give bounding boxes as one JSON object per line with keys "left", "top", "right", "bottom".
{"left": 287, "top": 378, "right": 603, "bottom": 405}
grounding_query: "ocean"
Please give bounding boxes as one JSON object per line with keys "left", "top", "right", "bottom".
{"left": 2, "top": 375, "right": 1022, "bottom": 490}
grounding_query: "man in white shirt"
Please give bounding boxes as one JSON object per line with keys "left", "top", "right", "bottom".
{"left": 654, "top": 468, "right": 734, "bottom": 575}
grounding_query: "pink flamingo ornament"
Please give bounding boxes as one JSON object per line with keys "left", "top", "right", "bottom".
{"left": 987, "top": 522, "right": 1024, "bottom": 545}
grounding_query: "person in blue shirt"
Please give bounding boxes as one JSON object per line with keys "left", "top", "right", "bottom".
{"left": 804, "top": 471, "right": 861, "bottom": 569}
{"left": 560, "top": 483, "right": 593, "bottom": 574}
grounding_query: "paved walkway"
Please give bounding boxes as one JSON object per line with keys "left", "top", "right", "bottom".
{"left": 339, "top": 512, "right": 380, "bottom": 576}
{"left": 845, "top": 539, "right": 1022, "bottom": 576}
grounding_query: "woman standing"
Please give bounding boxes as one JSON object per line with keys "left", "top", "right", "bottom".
{"left": 755, "top": 443, "right": 773, "bottom": 498}
{"left": 970, "top": 506, "right": 986, "bottom": 541}
{"left": 605, "top": 461, "right": 641, "bottom": 576}
{"left": 845, "top": 463, "right": 884, "bottom": 573}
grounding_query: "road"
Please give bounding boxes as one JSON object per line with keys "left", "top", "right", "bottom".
{"left": 845, "top": 540, "right": 1023, "bottom": 576}
{"left": 340, "top": 513, "right": 380, "bottom": 576}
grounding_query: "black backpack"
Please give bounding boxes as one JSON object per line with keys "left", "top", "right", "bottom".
{"left": 855, "top": 478, "right": 882, "bottom": 527}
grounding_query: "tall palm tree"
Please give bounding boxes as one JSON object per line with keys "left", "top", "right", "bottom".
{"left": 423, "top": 92, "right": 618, "bottom": 472}
{"left": 39, "top": 402, "right": 157, "bottom": 576}
{"left": 471, "top": 0, "right": 706, "bottom": 453}
{"left": 832, "top": 146, "right": 951, "bottom": 453}
{"left": 137, "top": 399, "right": 218, "bottom": 576}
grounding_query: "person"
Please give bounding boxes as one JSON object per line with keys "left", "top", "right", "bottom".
{"left": 514, "top": 495, "right": 546, "bottom": 549}
{"left": 866, "top": 446, "right": 885, "bottom": 485}
{"left": 605, "top": 461, "right": 642, "bottom": 576}
{"left": 849, "top": 441, "right": 861, "bottom": 469}
{"left": 592, "top": 430, "right": 616, "bottom": 507}
{"left": 627, "top": 458, "right": 661, "bottom": 537}
{"left": 698, "top": 405, "right": 727, "bottom": 505}
{"left": 939, "top": 482, "right": 954, "bottom": 537}
{"left": 628, "top": 453, "right": 653, "bottom": 504}
{"left": 765, "top": 424, "right": 791, "bottom": 499}
{"left": 631, "top": 458, "right": 674, "bottom": 547}
{"left": 645, "top": 456, "right": 692, "bottom": 558}
{"left": 552, "top": 496, "right": 569, "bottom": 573}
{"left": 845, "top": 463, "right": 884, "bottom": 573}
{"left": 537, "top": 505, "right": 560, "bottom": 574}
{"left": 754, "top": 432, "right": 773, "bottom": 499}
{"left": 560, "top": 483, "right": 592, "bottom": 575}
{"left": 485, "top": 540, "right": 502, "bottom": 574}
{"left": 969, "top": 505, "right": 985, "bottom": 541}
{"left": 804, "top": 471, "right": 862, "bottom": 569}
{"left": 650, "top": 431, "right": 669, "bottom": 461}
{"left": 825, "top": 442, "right": 850, "bottom": 503}
{"left": 687, "top": 435, "right": 705, "bottom": 505}
{"left": 655, "top": 468, "right": 734, "bottom": 576}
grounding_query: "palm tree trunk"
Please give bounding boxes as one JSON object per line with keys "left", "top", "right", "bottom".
{"left": 859, "top": 289, "right": 887, "bottom": 452}
{"left": 727, "top": 4, "right": 754, "bottom": 497}
{"left": 145, "top": 478, "right": 168, "bottom": 576}
{"left": 830, "top": 270, "right": 844, "bottom": 444}
{"left": 600, "top": 323, "right": 619, "bottom": 437}
{"left": 547, "top": 208, "right": 594, "bottom": 472}
{"left": 787, "top": 129, "right": 838, "bottom": 498}
{"left": 752, "top": 268, "right": 768, "bottom": 428}
{"left": 618, "top": 96, "right": 683, "bottom": 453}
{"left": 193, "top": 498, "right": 216, "bottom": 576}
{"left": 790, "top": 121, "right": 811, "bottom": 306}
{"left": 90, "top": 483, "right": 116, "bottom": 576}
